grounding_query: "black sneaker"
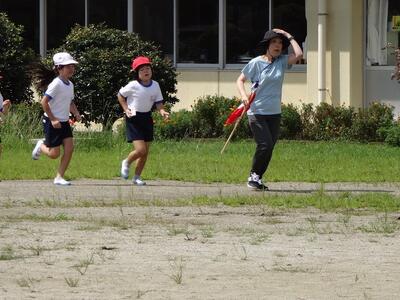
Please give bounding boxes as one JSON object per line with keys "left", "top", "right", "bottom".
{"left": 247, "top": 180, "right": 269, "bottom": 191}
{"left": 247, "top": 180, "right": 261, "bottom": 190}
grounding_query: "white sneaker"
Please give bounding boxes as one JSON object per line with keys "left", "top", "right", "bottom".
{"left": 54, "top": 177, "right": 71, "bottom": 186}
{"left": 32, "top": 139, "right": 44, "bottom": 160}
{"left": 133, "top": 177, "right": 146, "bottom": 186}
{"left": 121, "top": 159, "right": 129, "bottom": 179}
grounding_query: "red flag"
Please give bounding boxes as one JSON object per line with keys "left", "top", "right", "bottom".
{"left": 224, "top": 83, "right": 258, "bottom": 126}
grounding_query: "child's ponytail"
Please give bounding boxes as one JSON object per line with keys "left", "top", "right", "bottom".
{"left": 29, "top": 62, "right": 57, "bottom": 92}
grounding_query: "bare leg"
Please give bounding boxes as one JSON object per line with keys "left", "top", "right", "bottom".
{"left": 135, "top": 142, "right": 150, "bottom": 176}
{"left": 40, "top": 143, "right": 61, "bottom": 159}
{"left": 56, "top": 137, "right": 74, "bottom": 178}
{"left": 126, "top": 140, "right": 149, "bottom": 176}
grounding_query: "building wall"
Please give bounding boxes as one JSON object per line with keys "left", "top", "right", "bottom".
{"left": 175, "top": 0, "right": 366, "bottom": 111}
{"left": 306, "top": 0, "right": 364, "bottom": 108}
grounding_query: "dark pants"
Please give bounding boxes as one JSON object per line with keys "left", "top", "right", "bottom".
{"left": 248, "top": 114, "right": 281, "bottom": 178}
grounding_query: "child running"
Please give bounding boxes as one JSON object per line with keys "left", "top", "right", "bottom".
{"left": 31, "top": 52, "right": 81, "bottom": 186}
{"left": 118, "top": 56, "right": 169, "bottom": 185}
{"left": 0, "top": 72, "right": 12, "bottom": 159}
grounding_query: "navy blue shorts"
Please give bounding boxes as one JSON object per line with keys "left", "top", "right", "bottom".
{"left": 125, "top": 112, "right": 154, "bottom": 142}
{"left": 43, "top": 116, "right": 73, "bottom": 148}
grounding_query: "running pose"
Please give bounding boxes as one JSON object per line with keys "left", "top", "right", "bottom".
{"left": 31, "top": 52, "right": 81, "bottom": 186}
{"left": 118, "top": 56, "right": 169, "bottom": 185}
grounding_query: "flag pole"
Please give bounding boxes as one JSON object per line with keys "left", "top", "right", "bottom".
{"left": 220, "top": 106, "right": 247, "bottom": 154}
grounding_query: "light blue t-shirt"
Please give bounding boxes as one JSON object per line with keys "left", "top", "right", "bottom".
{"left": 241, "top": 55, "right": 289, "bottom": 115}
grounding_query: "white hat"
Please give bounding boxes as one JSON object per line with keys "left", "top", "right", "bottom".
{"left": 53, "top": 52, "right": 78, "bottom": 66}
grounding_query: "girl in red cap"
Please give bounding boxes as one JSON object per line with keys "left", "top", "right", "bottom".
{"left": 118, "top": 56, "right": 169, "bottom": 185}
{"left": 0, "top": 73, "right": 12, "bottom": 160}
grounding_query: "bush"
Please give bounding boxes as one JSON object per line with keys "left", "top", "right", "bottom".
{"left": 311, "top": 103, "right": 355, "bottom": 140}
{"left": 191, "top": 95, "right": 250, "bottom": 139}
{"left": 154, "top": 110, "right": 194, "bottom": 140}
{"left": 0, "top": 13, "right": 35, "bottom": 103}
{"left": 383, "top": 125, "right": 400, "bottom": 146}
{"left": 43, "top": 23, "right": 177, "bottom": 129}
{"left": 350, "top": 102, "right": 394, "bottom": 142}
{"left": 280, "top": 104, "right": 302, "bottom": 139}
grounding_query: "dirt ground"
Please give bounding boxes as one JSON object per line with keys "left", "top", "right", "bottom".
{"left": 0, "top": 180, "right": 400, "bottom": 299}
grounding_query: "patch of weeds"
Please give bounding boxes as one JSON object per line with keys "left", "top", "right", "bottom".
{"left": 0, "top": 245, "right": 19, "bottom": 260}
{"left": 200, "top": 225, "right": 215, "bottom": 238}
{"left": 249, "top": 232, "right": 270, "bottom": 245}
{"left": 16, "top": 276, "right": 40, "bottom": 289}
{"left": 65, "top": 277, "right": 80, "bottom": 287}
{"left": 72, "top": 252, "right": 95, "bottom": 275}
{"left": 76, "top": 223, "right": 103, "bottom": 231}
{"left": 168, "top": 257, "right": 184, "bottom": 284}
{"left": 285, "top": 227, "right": 306, "bottom": 236}
{"left": 21, "top": 244, "right": 51, "bottom": 256}
{"left": 358, "top": 214, "right": 400, "bottom": 234}
{"left": 167, "top": 225, "right": 189, "bottom": 236}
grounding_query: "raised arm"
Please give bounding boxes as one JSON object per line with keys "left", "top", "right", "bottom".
{"left": 273, "top": 28, "right": 303, "bottom": 65}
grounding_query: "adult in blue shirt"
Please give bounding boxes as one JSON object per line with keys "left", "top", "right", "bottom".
{"left": 237, "top": 28, "right": 303, "bottom": 190}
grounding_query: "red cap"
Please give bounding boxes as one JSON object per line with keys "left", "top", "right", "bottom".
{"left": 131, "top": 56, "right": 151, "bottom": 71}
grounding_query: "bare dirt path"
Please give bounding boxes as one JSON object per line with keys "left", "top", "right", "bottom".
{"left": 0, "top": 180, "right": 400, "bottom": 299}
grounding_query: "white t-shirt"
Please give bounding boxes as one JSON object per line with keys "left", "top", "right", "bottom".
{"left": 44, "top": 77, "right": 74, "bottom": 122}
{"left": 118, "top": 80, "right": 163, "bottom": 113}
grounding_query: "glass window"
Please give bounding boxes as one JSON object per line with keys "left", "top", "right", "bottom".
{"left": 0, "top": 0, "right": 40, "bottom": 52}
{"left": 132, "top": 0, "right": 173, "bottom": 60}
{"left": 273, "top": 0, "right": 307, "bottom": 64}
{"left": 226, "top": 0, "right": 270, "bottom": 64}
{"left": 367, "top": 0, "right": 400, "bottom": 66}
{"left": 387, "top": 0, "right": 400, "bottom": 65}
{"left": 177, "top": 0, "right": 219, "bottom": 64}
{"left": 88, "top": 0, "right": 127, "bottom": 30}
{"left": 47, "top": 0, "right": 85, "bottom": 50}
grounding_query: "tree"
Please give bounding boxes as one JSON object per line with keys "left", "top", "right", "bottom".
{"left": 47, "top": 24, "right": 178, "bottom": 129}
{"left": 0, "top": 13, "right": 35, "bottom": 103}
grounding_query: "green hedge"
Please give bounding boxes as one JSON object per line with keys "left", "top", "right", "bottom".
{"left": 155, "top": 96, "right": 399, "bottom": 145}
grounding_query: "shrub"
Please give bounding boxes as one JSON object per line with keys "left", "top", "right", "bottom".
{"left": 191, "top": 95, "right": 250, "bottom": 139}
{"left": 280, "top": 103, "right": 302, "bottom": 139}
{"left": 350, "top": 102, "right": 394, "bottom": 142}
{"left": 0, "top": 13, "right": 35, "bottom": 103}
{"left": 384, "top": 124, "right": 400, "bottom": 146}
{"left": 43, "top": 23, "right": 177, "bottom": 129}
{"left": 311, "top": 103, "right": 355, "bottom": 140}
{"left": 154, "top": 110, "right": 194, "bottom": 140}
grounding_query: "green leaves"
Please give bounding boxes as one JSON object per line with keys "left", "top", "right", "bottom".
{"left": 48, "top": 24, "right": 178, "bottom": 128}
{"left": 0, "top": 13, "right": 35, "bottom": 103}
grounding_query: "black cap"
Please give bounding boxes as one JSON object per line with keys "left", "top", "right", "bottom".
{"left": 257, "top": 30, "right": 290, "bottom": 51}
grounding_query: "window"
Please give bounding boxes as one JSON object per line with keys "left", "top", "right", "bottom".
{"left": 273, "top": 0, "right": 307, "bottom": 64}
{"left": 367, "top": 0, "right": 400, "bottom": 66}
{"left": 0, "top": 0, "right": 40, "bottom": 52}
{"left": 226, "top": 0, "right": 270, "bottom": 64}
{"left": 177, "top": 0, "right": 219, "bottom": 64}
{"left": 88, "top": 0, "right": 127, "bottom": 30}
{"left": 227, "top": 0, "right": 306, "bottom": 65}
{"left": 47, "top": 0, "right": 85, "bottom": 50}
{"left": 132, "top": 0, "right": 173, "bottom": 60}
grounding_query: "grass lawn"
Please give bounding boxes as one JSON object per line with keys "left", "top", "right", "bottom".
{"left": 1, "top": 138, "right": 400, "bottom": 182}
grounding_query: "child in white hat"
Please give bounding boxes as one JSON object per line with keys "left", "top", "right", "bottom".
{"left": 31, "top": 52, "right": 81, "bottom": 186}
